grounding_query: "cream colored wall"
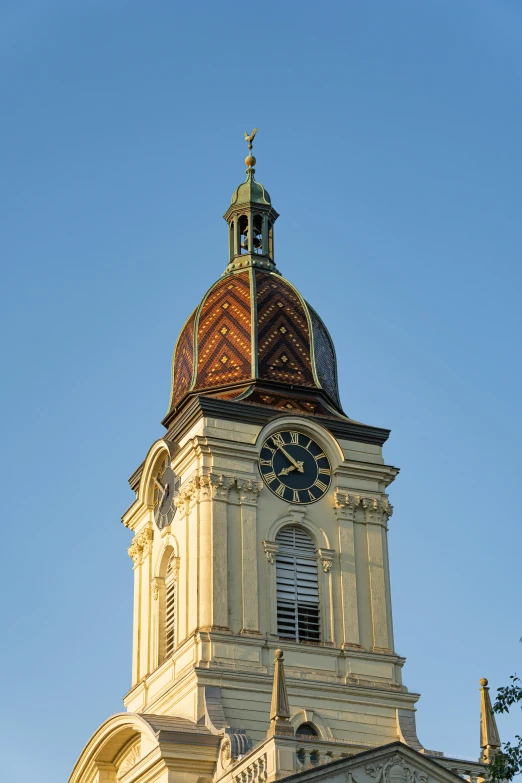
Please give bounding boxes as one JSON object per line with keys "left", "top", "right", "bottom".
{"left": 122, "top": 413, "right": 413, "bottom": 747}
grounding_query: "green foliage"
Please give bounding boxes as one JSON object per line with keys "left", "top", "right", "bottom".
{"left": 487, "top": 739, "right": 522, "bottom": 782}
{"left": 489, "top": 644, "right": 522, "bottom": 782}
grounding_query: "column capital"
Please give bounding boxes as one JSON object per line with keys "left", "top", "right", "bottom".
{"left": 334, "top": 491, "right": 393, "bottom": 526}
{"left": 236, "top": 478, "right": 263, "bottom": 505}
{"left": 128, "top": 527, "right": 153, "bottom": 567}
{"left": 361, "top": 495, "right": 393, "bottom": 526}
{"left": 334, "top": 491, "right": 360, "bottom": 520}
{"left": 199, "top": 473, "right": 236, "bottom": 501}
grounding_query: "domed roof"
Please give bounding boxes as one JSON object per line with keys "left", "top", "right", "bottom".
{"left": 165, "top": 267, "right": 343, "bottom": 421}
{"left": 230, "top": 169, "right": 271, "bottom": 207}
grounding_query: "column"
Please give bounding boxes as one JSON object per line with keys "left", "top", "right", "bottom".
{"left": 150, "top": 576, "right": 165, "bottom": 669}
{"left": 127, "top": 527, "right": 154, "bottom": 682}
{"left": 361, "top": 497, "right": 394, "bottom": 653}
{"left": 199, "top": 474, "right": 235, "bottom": 630}
{"left": 237, "top": 478, "right": 263, "bottom": 634}
{"left": 317, "top": 547, "right": 335, "bottom": 644}
{"left": 334, "top": 492, "right": 362, "bottom": 649}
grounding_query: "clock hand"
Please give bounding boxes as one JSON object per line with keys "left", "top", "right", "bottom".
{"left": 279, "top": 465, "right": 296, "bottom": 476}
{"left": 278, "top": 445, "right": 305, "bottom": 473}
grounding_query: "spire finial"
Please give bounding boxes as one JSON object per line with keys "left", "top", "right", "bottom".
{"left": 479, "top": 677, "right": 501, "bottom": 763}
{"left": 244, "top": 127, "right": 258, "bottom": 171}
{"left": 266, "top": 649, "right": 294, "bottom": 738}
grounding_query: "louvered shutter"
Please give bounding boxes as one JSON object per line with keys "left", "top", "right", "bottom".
{"left": 165, "top": 554, "right": 176, "bottom": 658}
{"left": 276, "top": 526, "right": 320, "bottom": 643}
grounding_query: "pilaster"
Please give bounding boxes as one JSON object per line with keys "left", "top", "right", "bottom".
{"left": 334, "top": 492, "right": 362, "bottom": 649}
{"left": 199, "top": 473, "right": 235, "bottom": 631}
{"left": 237, "top": 478, "right": 263, "bottom": 634}
{"left": 128, "top": 527, "right": 154, "bottom": 684}
{"left": 361, "top": 496, "right": 394, "bottom": 653}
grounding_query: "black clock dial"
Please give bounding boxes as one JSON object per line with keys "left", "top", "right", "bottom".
{"left": 259, "top": 430, "right": 331, "bottom": 504}
{"left": 153, "top": 456, "right": 181, "bottom": 530}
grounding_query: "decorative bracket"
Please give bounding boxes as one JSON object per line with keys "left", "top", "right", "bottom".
{"left": 317, "top": 547, "right": 335, "bottom": 573}
{"left": 263, "top": 540, "right": 279, "bottom": 564}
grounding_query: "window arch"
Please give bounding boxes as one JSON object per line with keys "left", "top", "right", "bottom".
{"left": 164, "top": 552, "right": 177, "bottom": 660}
{"left": 276, "top": 526, "right": 320, "bottom": 643}
{"left": 296, "top": 723, "right": 318, "bottom": 737}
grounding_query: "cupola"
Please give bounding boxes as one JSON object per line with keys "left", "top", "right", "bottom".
{"left": 162, "top": 131, "right": 346, "bottom": 429}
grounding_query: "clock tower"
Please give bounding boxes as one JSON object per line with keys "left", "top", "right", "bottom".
{"left": 69, "top": 135, "right": 493, "bottom": 783}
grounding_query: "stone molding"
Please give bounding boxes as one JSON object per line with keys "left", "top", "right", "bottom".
{"left": 151, "top": 576, "right": 164, "bottom": 601}
{"left": 128, "top": 528, "right": 153, "bottom": 566}
{"left": 334, "top": 492, "right": 393, "bottom": 525}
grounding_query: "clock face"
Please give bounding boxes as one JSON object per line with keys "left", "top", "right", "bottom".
{"left": 153, "top": 456, "right": 181, "bottom": 530}
{"left": 259, "top": 430, "right": 332, "bottom": 504}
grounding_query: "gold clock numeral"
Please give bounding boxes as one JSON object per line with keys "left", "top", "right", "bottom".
{"left": 264, "top": 471, "right": 277, "bottom": 483}
{"left": 305, "top": 438, "right": 312, "bottom": 449}
{"left": 275, "top": 483, "right": 286, "bottom": 498}
{"left": 292, "top": 490, "right": 300, "bottom": 502}
{"left": 314, "top": 452, "right": 326, "bottom": 461}
{"left": 314, "top": 479, "right": 328, "bottom": 492}
{"left": 271, "top": 433, "right": 285, "bottom": 447}
{"left": 265, "top": 445, "right": 276, "bottom": 455}
{"left": 318, "top": 467, "right": 330, "bottom": 476}
{"left": 289, "top": 431, "right": 299, "bottom": 445}
{"left": 307, "top": 489, "right": 315, "bottom": 501}
{"left": 260, "top": 459, "right": 272, "bottom": 466}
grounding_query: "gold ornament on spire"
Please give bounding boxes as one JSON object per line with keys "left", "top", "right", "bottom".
{"left": 244, "top": 127, "right": 258, "bottom": 169}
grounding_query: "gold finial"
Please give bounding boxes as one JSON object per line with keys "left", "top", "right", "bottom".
{"left": 480, "top": 677, "right": 488, "bottom": 687}
{"left": 244, "top": 127, "right": 258, "bottom": 169}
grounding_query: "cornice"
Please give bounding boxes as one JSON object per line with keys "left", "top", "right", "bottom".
{"left": 163, "top": 395, "right": 390, "bottom": 447}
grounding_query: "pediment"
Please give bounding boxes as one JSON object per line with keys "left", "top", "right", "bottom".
{"left": 285, "top": 742, "right": 468, "bottom": 783}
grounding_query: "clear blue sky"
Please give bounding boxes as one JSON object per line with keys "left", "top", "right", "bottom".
{"left": 1, "top": 2, "right": 520, "bottom": 780}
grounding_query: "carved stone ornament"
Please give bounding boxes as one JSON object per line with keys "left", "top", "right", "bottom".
{"left": 236, "top": 478, "right": 263, "bottom": 505}
{"left": 127, "top": 528, "right": 153, "bottom": 566}
{"left": 366, "top": 753, "right": 428, "bottom": 783}
{"left": 334, "top": 492, "right": 393, "bottom": 525}
{"left": 317, "top": 547, "right": 335, "bottom": 572}
{"left": 151, "top": 576, "right": 164, "bottom": 601}
{"left": 199, "top": 473, "right": 235, "bottom": 501}
{"left": 263, "top": 540, "right": 278, "bottom": 564}
{"left": 117, "top": 741, "right": 141, "bottom": 779}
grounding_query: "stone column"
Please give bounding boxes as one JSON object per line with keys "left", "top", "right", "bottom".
{"left": 237, "top": 478, "right": 263, "bottom": 634}
{"left": 127, "top": 527, "right": 154, "bottom": 682}
{"left": 199, "top": 474, "right": 235, "bottom": 631}
{"left": 361, "top": 496, "right": 394, "bottom": 653}
{"left": 333, "top": 492, "right": 362, "bottom": 649}
{"left": 263, "top": 540, "right": 279, "bottom": 637}
{"left": 150, "top": 576, "right": 165, "bottom": 669}
{"left": 317, "top": 547, "right": 335, "bottom": 644}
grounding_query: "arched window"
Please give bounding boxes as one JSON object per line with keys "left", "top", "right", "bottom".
{"left": 296, "top": 723, "right": 318, "bottom": 737}
{"left": 276, "top": 526, "right": 320, "bottom": 643}
{"left": 164, "top": 553, "right": 176, "bottom": 659}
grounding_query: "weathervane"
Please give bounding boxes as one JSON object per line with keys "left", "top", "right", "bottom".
{"left": 244, "top": 127, "right": 258, "bottom": 170}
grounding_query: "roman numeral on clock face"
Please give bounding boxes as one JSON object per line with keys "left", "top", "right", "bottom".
{"left": 274, "top": 483, "right": 286, "bottom": 497}
{"left": 314, "top": 452, "right": 326, "bottom": 461}
{"left": 318, "top": 467, "right": 330, "bottom": 475}
{"left": 264, "top": 471, "right": 277, "bottom": 483}
{"left": 260, "top": 459, "right": 272, "bottom": 466}
{"left": 289, "top": 432, "right": 299, "bottom": 445}
{"left": 314, "top": 479, "right": 328, "bottom": 492}
{"left": 271, "top": 433, "right": 285, "bottom": 447}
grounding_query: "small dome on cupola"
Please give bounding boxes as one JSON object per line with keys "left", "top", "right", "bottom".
{"left": 162, "top": 130, "right": 347, "bottom": 429}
